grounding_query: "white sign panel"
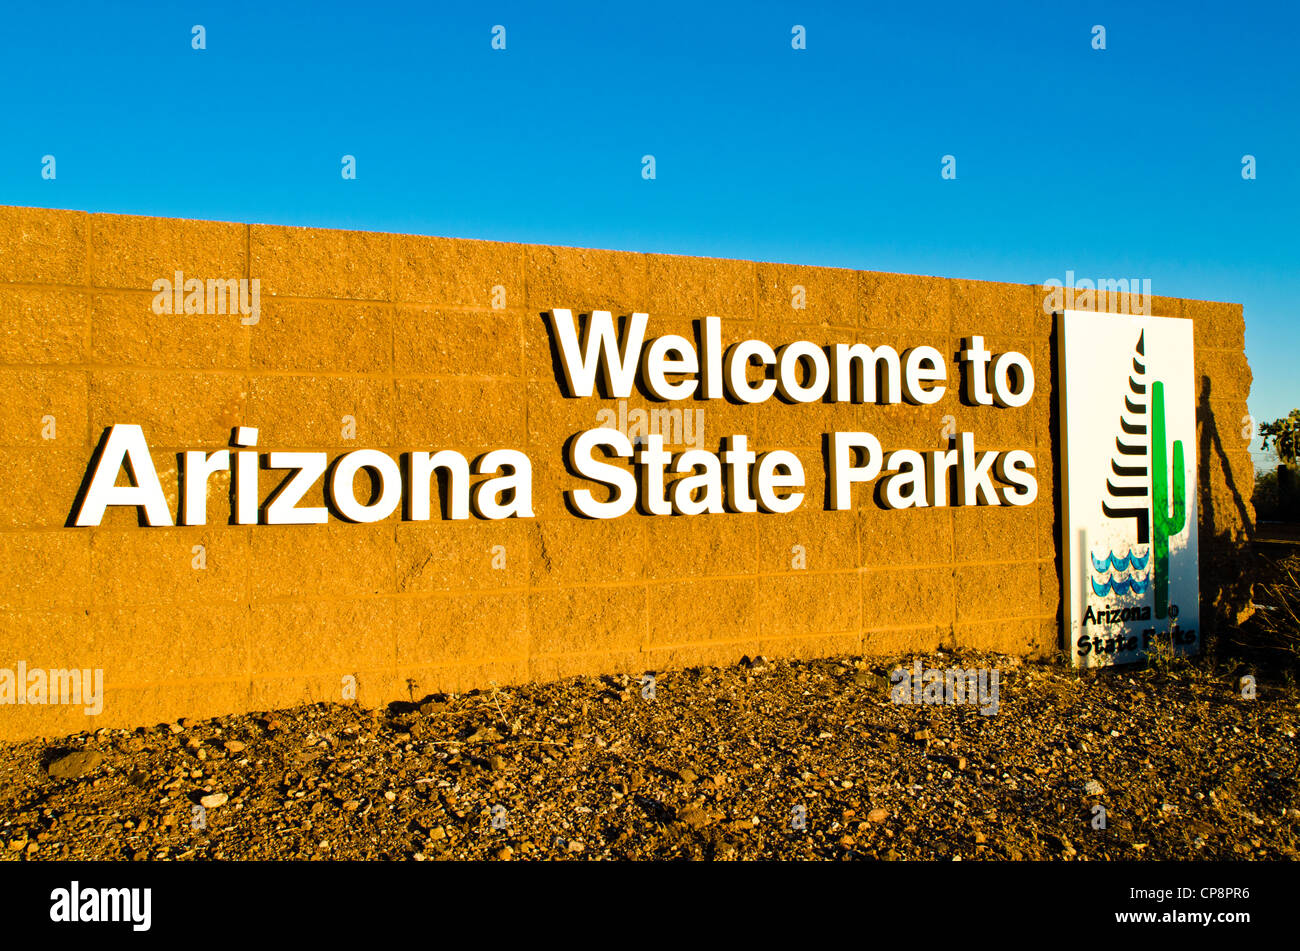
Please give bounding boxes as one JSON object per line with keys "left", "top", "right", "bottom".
{"left": 1058, "top": 310, "right": 1199, "bottom": 666}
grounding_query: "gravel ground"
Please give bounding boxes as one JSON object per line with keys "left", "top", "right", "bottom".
{"left": 1, "top": 650, "right": 1297, "bottom": 861}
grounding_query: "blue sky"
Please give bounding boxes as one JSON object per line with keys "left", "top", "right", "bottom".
{"left": 2, "top": 1, "right": 1295, "bottom": 465}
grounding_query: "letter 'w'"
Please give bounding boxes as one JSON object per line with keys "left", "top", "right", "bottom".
{"left": 549, "top": 309, "right": 648, "bottom": 398}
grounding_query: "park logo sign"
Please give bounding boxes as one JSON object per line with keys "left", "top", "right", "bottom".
{"left": 1058, "top": 309, "right": 1199, "bottom": 666}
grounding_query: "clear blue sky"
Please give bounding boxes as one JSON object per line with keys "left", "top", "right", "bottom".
{"left": 2, "top": 1, "right": 1295, "bottom": 465}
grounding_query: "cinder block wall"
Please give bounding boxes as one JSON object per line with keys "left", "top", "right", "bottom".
{"left": 0, "top": 206, "right": 1254, "bottom": 739}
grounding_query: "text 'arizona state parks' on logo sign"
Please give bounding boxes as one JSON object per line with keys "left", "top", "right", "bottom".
{"left": 1058, "top": 310, "right": 1199, "bottom": 666}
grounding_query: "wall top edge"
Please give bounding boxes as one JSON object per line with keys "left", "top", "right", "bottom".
{"left": 0, "top": 203, "right": 1242, "bottom": 308}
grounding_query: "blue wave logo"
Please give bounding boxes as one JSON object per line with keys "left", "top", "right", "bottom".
{"left": 1090, "top": 573, "right": 1152, "bottom": 597}
{"left": 1090, "top": 549, "right": 1150, "bottom": 573}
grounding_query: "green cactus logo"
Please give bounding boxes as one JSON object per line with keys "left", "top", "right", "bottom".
{"left": 1100, "top": 330, "right": 1187, "bottom": 619}
{"left": 1150, "top": 379, "right": 1186, "bottom": 619}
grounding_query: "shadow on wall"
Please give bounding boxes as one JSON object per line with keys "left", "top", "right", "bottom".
{"left": 1047, "top": 318, "right": 1065, "bottom": 658}
{"left": 1198, "top": 376, "right": 1258, "bottom": 636}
